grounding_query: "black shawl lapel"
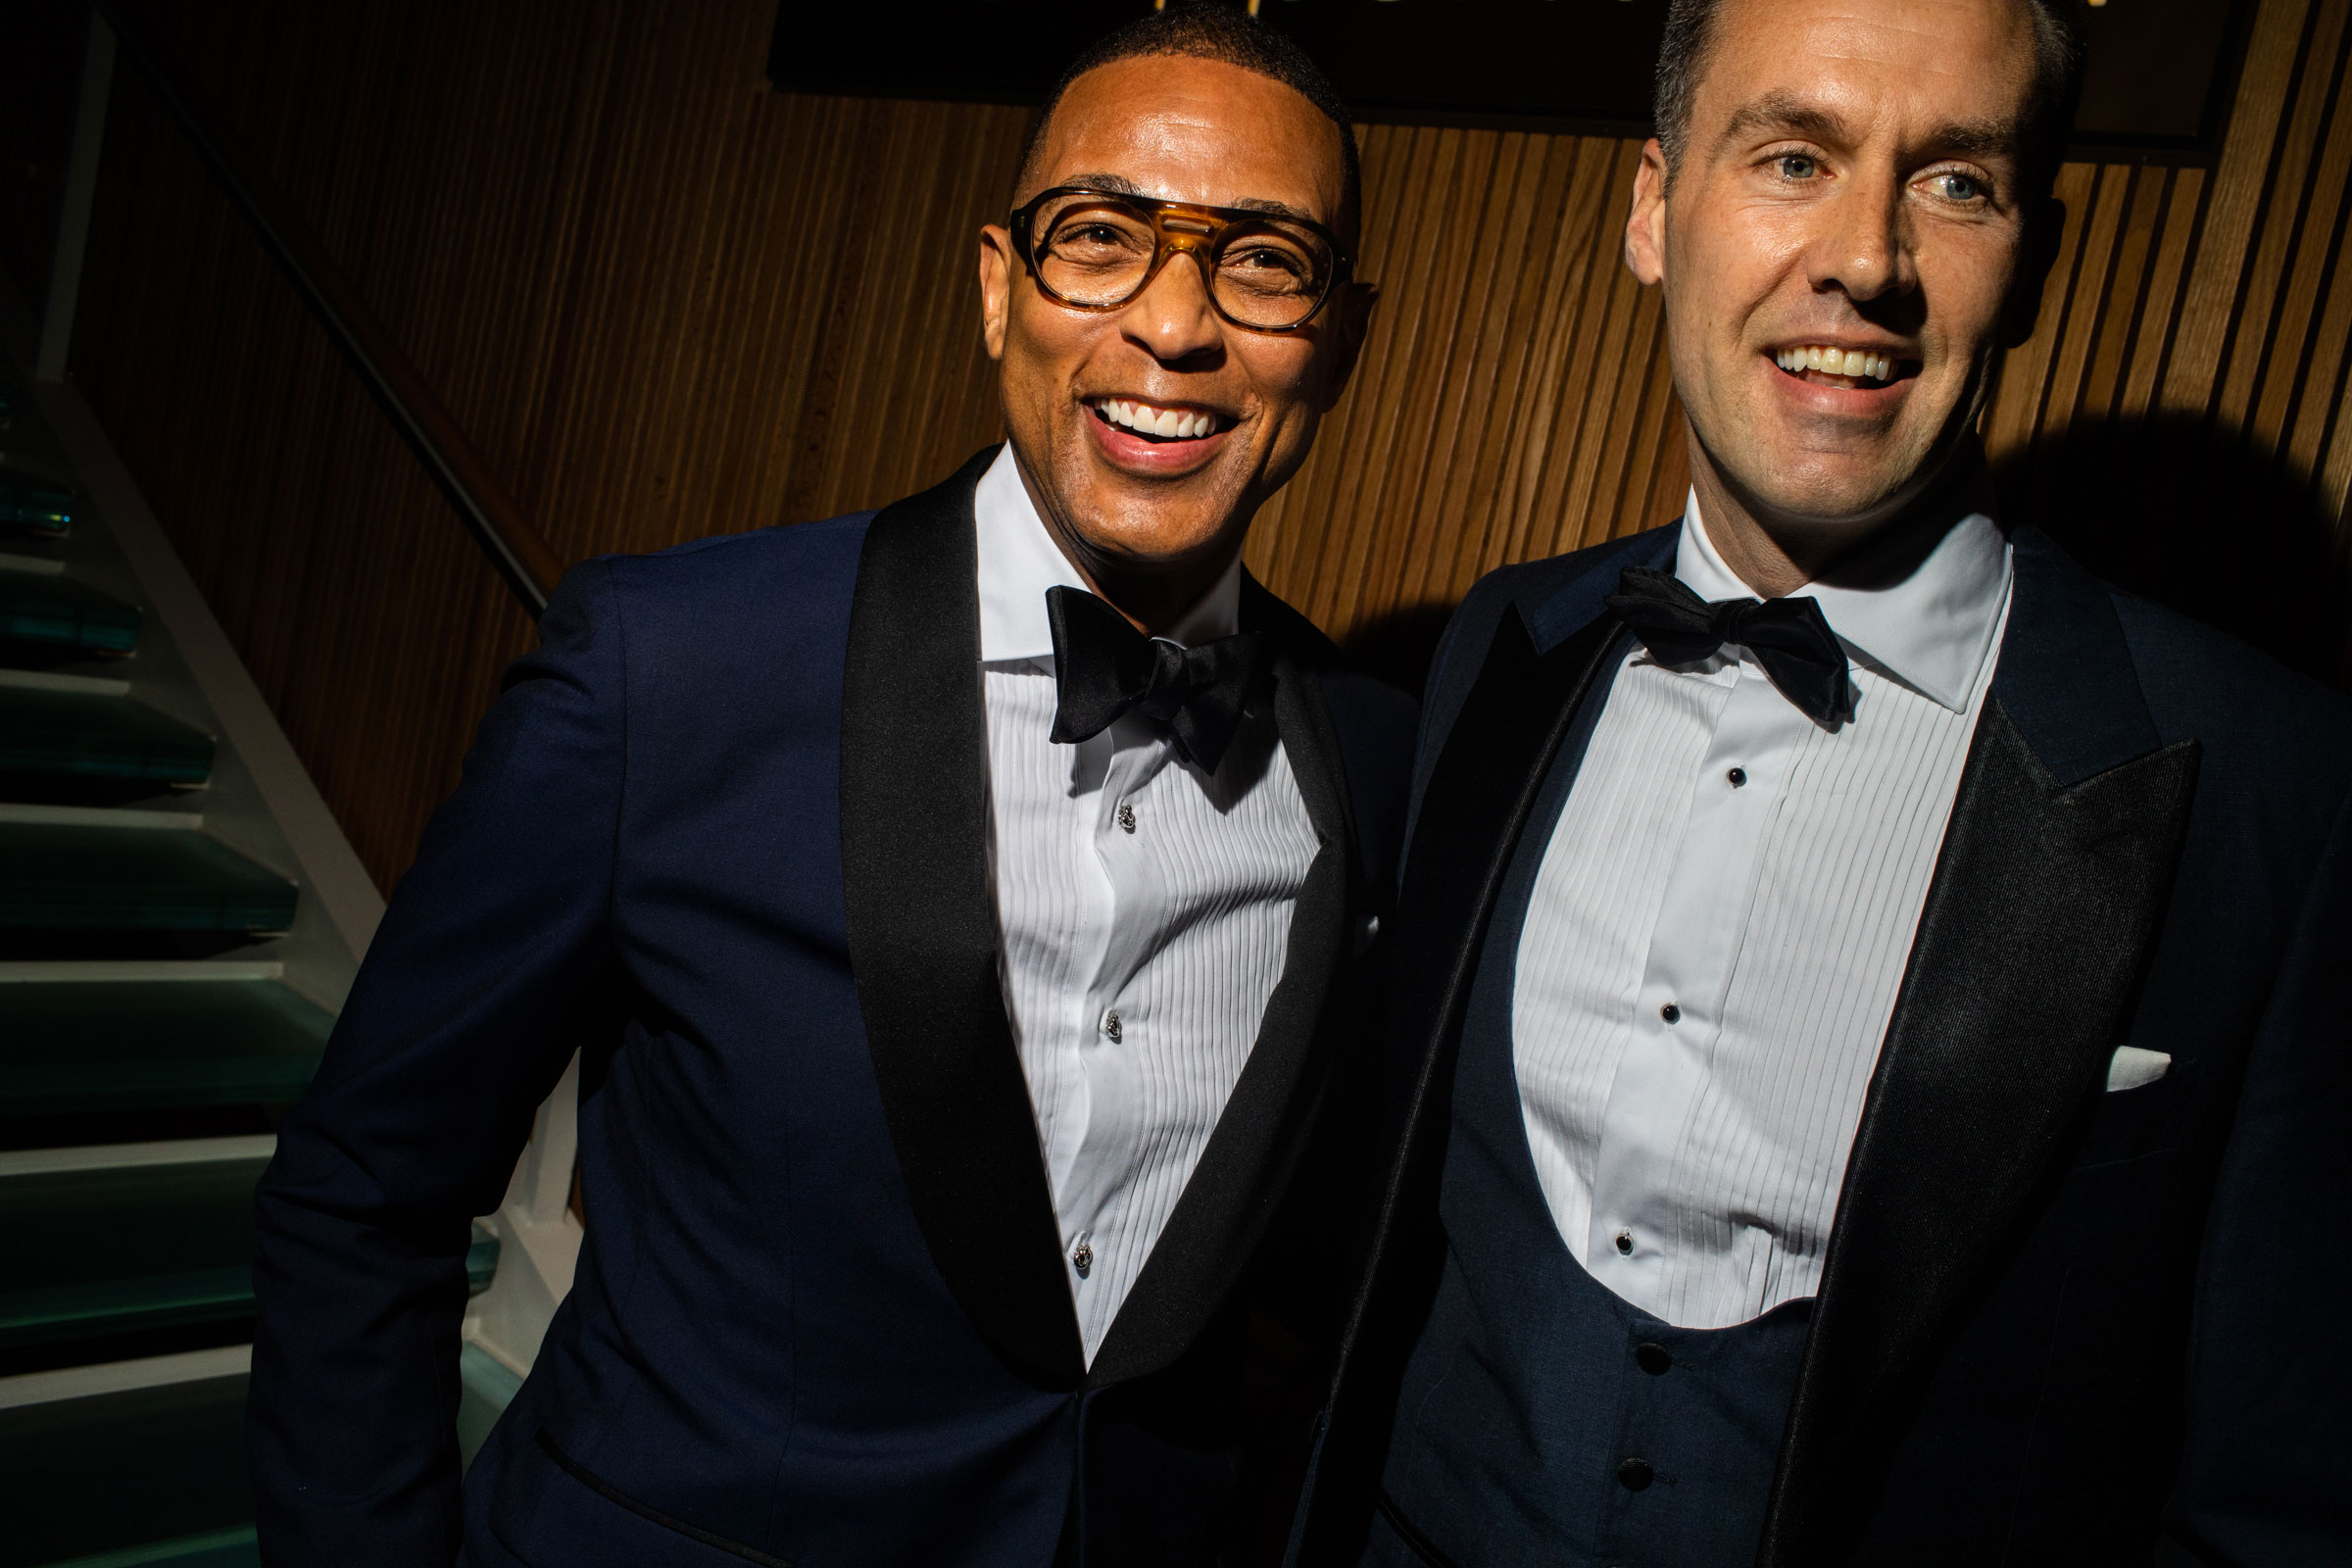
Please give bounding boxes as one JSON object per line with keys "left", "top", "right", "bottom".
{"left": 840, "top": 449, "right": 1085, "bottom": 1392}
{"left": 1758, "top": 532, "right": 2202, "bottom": 1566}
{"left": 1088, "top": 590, "right": 1355, "bottom": 1385}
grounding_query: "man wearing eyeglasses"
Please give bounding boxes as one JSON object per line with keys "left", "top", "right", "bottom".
{"left": 246, "top": 8, "right": 1410, "bottom": 1567}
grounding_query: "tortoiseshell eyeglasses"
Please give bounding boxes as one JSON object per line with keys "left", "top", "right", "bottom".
{"left": 1009, "top": 186, "right": 1355, "bottom": 333}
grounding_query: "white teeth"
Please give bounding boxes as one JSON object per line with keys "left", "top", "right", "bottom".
{"left": 1777, "top": 346, "right": 1895, "bottom": 382}
{"left": 1094, "top": 398, "right": 1218, "bottom": 438}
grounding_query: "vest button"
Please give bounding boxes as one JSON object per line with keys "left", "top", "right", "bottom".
{"left": 1636, "top": 1341, "right": 1673, "bottom": 1375}
{"left": 1617, "top": 1457, "right": 1655, "bottom": 1492}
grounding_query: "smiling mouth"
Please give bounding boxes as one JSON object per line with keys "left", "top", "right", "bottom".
{"left": 1773, "top": 345, "right": 1911, "bottom": 391}
{"left": 1091, "top": 397, "right": 1229, "bottom": 443}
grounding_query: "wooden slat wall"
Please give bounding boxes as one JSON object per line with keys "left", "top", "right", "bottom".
{"left": 2, "top": 0, "right": 2346, "bottom": 892}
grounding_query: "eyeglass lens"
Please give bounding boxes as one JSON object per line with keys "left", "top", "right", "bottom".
{"left": 1029, "top": 195, "right": 1333, "bottom": 329}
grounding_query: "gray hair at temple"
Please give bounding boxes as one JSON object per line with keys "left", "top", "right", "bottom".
{"left": 1650, "top": 0, "right": 2090, "bottom": 197}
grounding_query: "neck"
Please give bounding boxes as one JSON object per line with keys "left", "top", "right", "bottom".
{"left": 1018, "top": 467, "right": 1246, "bottom": 637}
{"left": 1687, "top": 428, "right": 1988, "bottom": 599}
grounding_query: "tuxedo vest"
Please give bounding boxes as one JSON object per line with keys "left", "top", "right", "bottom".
{"left": 1366, "top": 726, "right": 1813, "bottom": 1568}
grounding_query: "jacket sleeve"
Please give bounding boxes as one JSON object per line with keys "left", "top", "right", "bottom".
{"left": 2160, "top": 782, "right": 2352, "bottom": 1566}
{"left": 247, "top": 560, "right": 627, "bottom": 1565}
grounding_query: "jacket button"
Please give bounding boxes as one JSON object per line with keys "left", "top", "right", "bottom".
{"left": 1636, "top": 1342, "right": 1672, "bottom": 1375}
{"left": 1617, "top": 1457, "right": 1654, "bottom": 1492}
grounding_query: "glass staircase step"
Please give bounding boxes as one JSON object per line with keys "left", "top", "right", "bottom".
{"left": 0, "top": 686, "right": 214, "bottom": 785}
{"left": 0, "top": 544, "right": 68, "bottom": 574}
{"left": 0, "top": 477, "right": 75, "bottom": 540}
{"left": 0, "top": 978, "right": 328, "bottom": 1117}
{"left": 0, "top": 1373, "right": 254, "bottom": 1568}
{"left": 36, "top": 1527, "right": 260, "bottom": 1568}
{"left": 1, "top": 570, "right": 137, "bottom": 655}
{"left": 0, "top": 821, "right": 297, "bottom": 932}
{"left": 0, "top": 1153, "right": 270, "bottom": 1351}
{"left": 0, "top": 1142, "right": 497, "bottom": 1354}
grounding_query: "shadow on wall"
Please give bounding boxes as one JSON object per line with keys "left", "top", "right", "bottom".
{"left": 1996, "top": 416, "right": 2352, "bottom": 692}
{"left": 1343, "top": 416, "right": 2352, "bottom": 702}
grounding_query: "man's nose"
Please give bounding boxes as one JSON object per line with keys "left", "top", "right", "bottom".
{"left": 1123, "top": 244, "right": 1225, "bottom": 364}
{"left": 1812, "top": 171, "right": 1913, "bottom": 303}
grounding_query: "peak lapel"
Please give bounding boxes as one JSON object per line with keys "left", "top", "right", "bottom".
{"left": 1088, "top": 618, "right": 1352, "bottom": 1386}
{"left": 839, "top": 449, "right": 1085, "bottom": 1392}
{"left": 1759, "top": 538, "right": 2202, "bottom": 1565}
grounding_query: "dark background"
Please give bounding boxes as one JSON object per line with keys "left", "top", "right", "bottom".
{"left": 770, "top": 0, "right": 2253, "bottom": 154}
{"left": 0, "top": 0, "right": 2340, "bottom": 892}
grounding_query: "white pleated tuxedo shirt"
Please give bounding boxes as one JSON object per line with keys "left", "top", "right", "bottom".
{"left": 972, "top": 446, "right": 1319, "bottom": 1363}
{"left": 1513, "top": 492, "right": 2012, "bottom": 1329}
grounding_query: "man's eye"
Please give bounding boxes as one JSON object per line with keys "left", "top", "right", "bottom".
{"left": 1776, "top": 155, "right": 1818, "bottom": 180}
{"left": 1928, "top": 172, "right": 1985, "bottom": 202}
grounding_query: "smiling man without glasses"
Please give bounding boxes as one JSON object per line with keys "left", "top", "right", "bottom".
{"left": 1291, "top": 0, "right": 2352, "bottom": 1564}
{"left": 246, "top": 8, "right": 1415, "bottom": 1566}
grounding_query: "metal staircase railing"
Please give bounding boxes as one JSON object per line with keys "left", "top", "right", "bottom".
{"left": 86, "top": 0, "right": 564, "bottom": 614}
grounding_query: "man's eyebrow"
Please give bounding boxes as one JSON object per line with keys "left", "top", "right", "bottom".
{"left": 1225, "top": 196, "right": 1320, "bottom": 223}
{"left": 1715, "top": 91, "right": 1850, "bottom": 156}
{"left": 1713, "top": 90, "right": 2021, "bottom": 167}
{"left": 1062, "top": 172, "right": 1146, "bottom": 197}
{"left": 1917, "top": 120, "right": 2022, "bottom": 164}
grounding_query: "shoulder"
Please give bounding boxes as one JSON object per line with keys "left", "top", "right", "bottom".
{"left": 1451, "top": 528, "right": 1667, "bottom": 663}
{"left": 536, "top": 513, "right": 880, "bottom": 703}
{"left": 592, "top": 511, "right": 876, "bottom": 612}
{"left": 1419, "top": 527, "right": 1672, "bottom": 761}
{"left": 2110, "top": 586, "right": 2352, "bottom": 810}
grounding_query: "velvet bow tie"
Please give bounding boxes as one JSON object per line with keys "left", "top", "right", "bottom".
{"left": 1604, "top": 565, "right": 1854, "bottom": 725}
{"left": 1045, "top": 585, "right": 1271, "bottom": 773}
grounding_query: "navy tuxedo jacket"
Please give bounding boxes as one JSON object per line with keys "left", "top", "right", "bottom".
{"left": 247, "top": 450, "right": 1417, "bottom": 1568}
{"left": 1293, "top": 522, "right": 2352, "bottom": 1566}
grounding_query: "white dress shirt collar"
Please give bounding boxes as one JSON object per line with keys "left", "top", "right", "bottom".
{"left": 974, "top": 443, "right": 1243, "bottom": 663}
{"left": 1677, "top": 486, "right": 2010, "bottom": 714}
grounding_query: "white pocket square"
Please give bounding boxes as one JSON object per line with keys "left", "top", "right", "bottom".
{"left": 2106, "top": 1047, "right": 2172, "bottom": 1093}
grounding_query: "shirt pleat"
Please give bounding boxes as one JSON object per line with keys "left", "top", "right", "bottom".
{"left": 1514, "top": 513, "right": 2010, "bottom": 1329}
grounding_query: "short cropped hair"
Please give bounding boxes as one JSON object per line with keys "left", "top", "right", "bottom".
{"left": 1652, "top": 0, "right": 2088, "bottom": 197}
{"left": 1014, "top": 0, "right": 1362, "bottom": 235}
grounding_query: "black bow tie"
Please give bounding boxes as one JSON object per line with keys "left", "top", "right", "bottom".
{"left": 1045, "top": 586, "right": 1272, "bottom": 772}
{"left": 1604, "top": 565, "right": 1853, "bottom": 725}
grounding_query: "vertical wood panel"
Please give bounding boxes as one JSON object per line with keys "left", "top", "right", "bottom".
{"left": 1, "top": 0, "right": 2344, "bottom": 889}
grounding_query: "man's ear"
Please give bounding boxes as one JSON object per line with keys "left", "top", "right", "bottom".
{"left": 979, "top": 223, "right": 1015, "bottom": 362}
{"left": 2002, "top": 195, "right": 2066, "bottom": 348}
{"left": 1318, "top": 281, "right": 1381, "bottom": 412}
{"left": 1625, "top": 138, "right": 1671, "bottom": 287}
